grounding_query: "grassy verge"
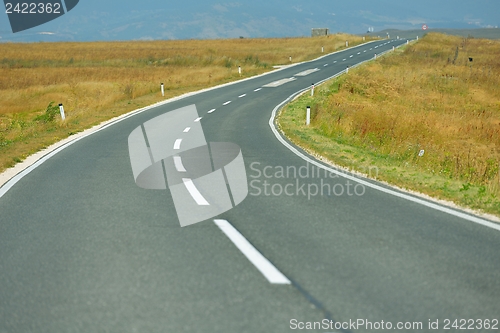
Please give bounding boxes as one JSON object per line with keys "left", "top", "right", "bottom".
{"left": 278, "top": 33, "right": 500, "bottom": 217}
{"left": 0, "top": 34, "right": 372, "bottom": 173}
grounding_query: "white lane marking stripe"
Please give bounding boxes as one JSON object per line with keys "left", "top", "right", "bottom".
{"left": 223, "top": 101, "right": 231, "bottom": 105}
{"left": 254, "top": 88, "right": 262, "bottom": 92}
{"left": 182, "top": 178, "right": 210, "bottom": 205}
{"left": 208, "top": 108, "right": 216, "bottom": 113}
{"left": 268, "top": 88, "right": 500, "bottom": 232}
{"left": 173, "top": 139, "right": 182, "bottom": 150}
{"left": 342, "top": 59, "right": 346, "bottom": 61}
{"left": 263, "top": 77, "right": 296, "bottom": 88}
{"left": 333, "top": 60, "right": 337, "bottom": 63}
{"left": 357, "top": 52, "right": 361, "bottom": 54}
{"left": 239, "top": 94, "right": 246, "bottom": 98}
{"left": 183, "top": 127, "right": 191, "bottom": 133}
{"left": 363, "top": 50, "right": 366, "bottom": 52}
{"left": 194, "top": 117, "right": 202, "bottom": 122}
{"left": 173, "top": 156, "right": 187, "bottom": 172}
{"left": 350, "top": 55, "right": 353, "bottom": 58}
{"left": 295, "top": 68, "right": 320, "bottom": 76}
{"left": 323, "top": 64, "right": 328, "bottom": 67}
{"left": 214, "top": 219, "right": 291, "bottom": 284}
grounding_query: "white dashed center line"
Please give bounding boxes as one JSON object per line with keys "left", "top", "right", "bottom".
{"left": 183, "top": 178, "right": 210, "bottom": 205}
{"left": 194, "top": 117, "right": 202, "bottom": 122}
{"left": 342, "top": 58, "right": 346, "bottom": 61}
{"left": 350, "top": 55, "right": 353, "bottom": 58}
{"left": 333, "top": 60, "right": 337, "bottom": 63}
{"left": 214, "top": 219, "right": 291, "bottom": 284}
{"left": 239, "top": 94, "right": 246, "bottom": 98}
{"left": 183, "top": 127, "right": 191, "bottom": 133}
{"left": 208, "top": 108, "right": 216, "bottom": 114}
{"left": 323, "top": 64, "right": 328, "bottom": 67}
{"left": 173, "top": 139, "right": 182, "bottom": 150}
{"left": 223, "top": 101, "right": 231, "bottom": 106}
{"left": 254, "top": 88, "right": 262, "bottom": 92}
{"left": 173, "top": 156, "right": 187, "bottom": 172}
{"left": 357, "top": 52, "right": 361, "bottom": 55}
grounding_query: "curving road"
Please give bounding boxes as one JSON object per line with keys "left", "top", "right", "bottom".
{"left": 1, "top": 39, "right": 499, "bottom": 333}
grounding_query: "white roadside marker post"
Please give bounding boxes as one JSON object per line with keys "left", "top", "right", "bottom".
{"left": 161, "top": 83, "right": 164, "bottom": 97}
{"left": 346, "top": 66, "right": 349, "bottom": 73}
{"left": 346, "top": 40, "right": 348, "bottom": 47}
{"left": 238, "top": 65, "right": 241, "bottom": 76}
{"left": 306, "top": 106, "right": 311, "bottom": 126}
{"left": 58, "top": 103, "right": 66, "bottom": 120}
{"left": 311, "top": 83, "right": 314, "bottom": 96}
{"left": 374, "top": 53, "right": 377, "bottom": 59}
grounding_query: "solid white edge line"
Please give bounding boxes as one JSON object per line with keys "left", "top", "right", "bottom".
{"left": 173, "top": 139, "right": 182, "bottom": 150}
{"left": 214, "top": 219, "right": 291, "bottom": 284}
{"left": 182, "top": 178, "right": 210, "bottom": 205}
{"left": 183, "top": 127, "right": 191, "bottom": 133}
{"left": 267, "top": 49, "right": 500, "bottom": 232}
{"left": 173, "top": 156, "right": 187, "bottom": 172}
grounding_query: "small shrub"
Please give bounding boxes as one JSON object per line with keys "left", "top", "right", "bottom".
{"left": 35, "top": 102, "right": 59, "bottom": 123}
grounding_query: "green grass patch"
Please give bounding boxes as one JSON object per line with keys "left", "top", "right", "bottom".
{"left": 278, "top": 33, "right": 500, "bottom": 217}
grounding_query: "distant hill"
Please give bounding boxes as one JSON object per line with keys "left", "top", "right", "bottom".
{"left": 0, "top": 0, "right": 499, "bottom": 42}
{"left": 365, "top": 28, "right": 500, "bottom": 40}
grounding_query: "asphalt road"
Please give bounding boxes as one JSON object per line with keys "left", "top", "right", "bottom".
{"left": 1, "top": 39, "right": 499, "bottom": 333}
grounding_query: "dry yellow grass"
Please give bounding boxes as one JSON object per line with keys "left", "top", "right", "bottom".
{"left": 279, "top": 33, "right": 500, "bottom": 215}
{"left": 0, "top": 34, "right": 368, "bottom": 171}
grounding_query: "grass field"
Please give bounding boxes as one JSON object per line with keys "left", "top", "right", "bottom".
{"left": 278, "top": 33, "right": 500, "bottom": 216}
{"left": 0, "top": 33, "right": 368, "bottom": 171}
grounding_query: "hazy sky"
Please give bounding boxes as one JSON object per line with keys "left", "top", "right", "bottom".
{"left": 1, "top": 0, "right": 499, "bottom": 41}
